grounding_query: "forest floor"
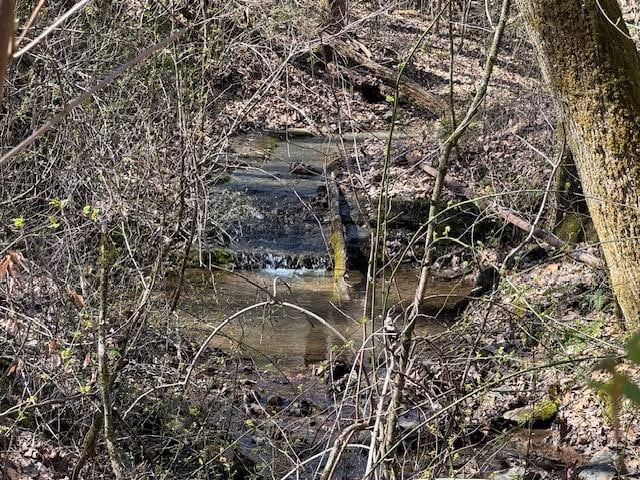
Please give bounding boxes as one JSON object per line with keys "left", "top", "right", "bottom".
{"left": 2, "top": 1, "right": 640, "bottom": 479}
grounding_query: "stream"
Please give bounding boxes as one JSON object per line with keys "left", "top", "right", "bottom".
{"left": 177, "top": 267, "right": 475, "bottom": 369}
{"left": 215, "top": 130, "right": 416, "bottom": 269}
{"left": 172, "top": 131, "right": 577, "bottom": 476}
{"left": 183, "top": 131, "right": 477, "bottom": 368}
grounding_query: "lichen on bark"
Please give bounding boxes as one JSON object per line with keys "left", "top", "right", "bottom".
{"left": 518, "top": 0, "right": 640, "bottom": 328}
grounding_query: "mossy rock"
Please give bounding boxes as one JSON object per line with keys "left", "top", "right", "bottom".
{"left": 255, "top": 135, "right": 279, "bottom": 153}
{"left": 555, "top": 213, "right": 584, "bottom": 243}
{"left": 502, "top": 398, "right": 559, "bottom": 426}
{"left": 188, "top": 247, "right": 235, "bottom": 267}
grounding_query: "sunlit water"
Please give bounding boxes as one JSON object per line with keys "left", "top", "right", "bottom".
{"left": 176, "top": 268, "right": 474, "bottom": 369}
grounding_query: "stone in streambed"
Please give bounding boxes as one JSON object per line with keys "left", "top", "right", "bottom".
{"left": 502, "top": 398, "right": 559, "bottom": 426}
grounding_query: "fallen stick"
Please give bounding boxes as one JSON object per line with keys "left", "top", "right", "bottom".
{"left": 419, "top": 164, "right": 604, "bottom": 269}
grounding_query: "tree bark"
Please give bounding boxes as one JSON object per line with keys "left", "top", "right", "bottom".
{"left": 551, "top": 124, "right": 593, "bottom": 243}
{"left": 0, "top": 0, "right": 15, "bottom": 101}
{"left": 517, "top": 0, "right": 640, "bottom": 328}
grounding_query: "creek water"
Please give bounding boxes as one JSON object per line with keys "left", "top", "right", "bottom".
{"left": 177, "top": 268, "right": 475, "bottom": 369}
{"left": 185, "top": 130, "right": 475, "bottom": 368}
{"left": 219, "top": 130, "right": 416, "bottom": 267}
{"left": 175, "top": 131, "right": 574, "bottom": 475}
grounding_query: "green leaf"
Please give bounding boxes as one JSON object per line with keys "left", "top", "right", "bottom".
{"left": 48, "top": 198, "right": 69, "bottom": 209}
{"left": 627, "top": 332, "right": 640, "bottom": 364}
{"left": 12, "top": 217, "right": 24, "bottom": 229}
{"left": 82, "top": 204, "right": 100, "bottom": 221}
{"left": 385, "top": 95, "right": 395, "bottom": 103}
{"left": 48, "top": 215, "right": 60, "bottom": 229}
{"left": 619, "top": 375, "right": 640, "bottom": 406}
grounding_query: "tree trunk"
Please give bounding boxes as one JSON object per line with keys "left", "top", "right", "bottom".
{"left": 518, "top": 0, "right": 640, "bottom": 329}
{"left": 0, "top": 0, "right": 15, "bottom": 101}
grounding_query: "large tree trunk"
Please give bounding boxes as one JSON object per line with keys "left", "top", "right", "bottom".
{"left": 518, "top": 0, "right": 640, "bottom": 329}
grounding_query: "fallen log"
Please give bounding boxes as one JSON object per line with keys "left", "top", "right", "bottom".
{"left": 327, "top": 172, "right": 352, "bottom": 302}
{"left": 329, "top": 39, "right": 447, "bottom": 117}
{"left": 419, "top": 164, "right": 604, "bottom": 269}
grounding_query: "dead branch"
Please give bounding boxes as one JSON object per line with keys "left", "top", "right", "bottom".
{"left": 97, "top": 223, "right": 125, "bottom": 480}
{"left": 419, "top": 164, "right": 604, "bottom": 269}
{"left": 0, "top": 0, "right": 15, "bottom": 101}
{"left": 328, "top": 38, "right": 447, "bottom": 116}
{"left": 0, "top": 28, "right": 187, "bottom": 168}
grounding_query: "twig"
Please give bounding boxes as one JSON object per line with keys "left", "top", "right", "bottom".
{"left": 124, "top": 297, "right": 354, "bottom": 418}
{"left": 13, "top": 0, "right": 46, "bottom": 49}
{"left": 378, "top": 1, "right": 512, "bottom": 477}
{"left": 281, "top": 444, "right": 370, "bottom": 480}
{"left": 96, "top": 222, "right": 125, "bottom": 479}
{"left": 419, "top": 164, "right": 604, "bottom": 268}
{"left": 320, "top": 421, "right": 370, "bottom": 480}
{"left": 0, "top": 28, "right": 187, "bottom": 167}
{"left": 13, "top": 0, "right": 93, "bottom": 57}
{"left": 71, "top": 409, "right": 102, "bottom": 480}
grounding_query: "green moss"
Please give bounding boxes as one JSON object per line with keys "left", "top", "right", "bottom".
{"left": 275, "top": 127, "right": 315, "bottom": 138}
{"left": 188, "top": 247, "right": 234, "bottom": 267}
{"left": 330, "top": 231, "right": 346, "bottom": 275}
{"left": 555, "top": 213, "right": 584, "bottom": 243}
{"left": 330, "top": 231, "right": 350, "bottom": 302}
{"left": 256, "top": 136, "right": 279, "bottom": 153}
{"left": 503, "top": 398, "right": 559, "bottom": 425}
{"left": 531, "top": 398, "right": 559, "bottom": 421}
{"left": 208, "top": 248, "right": 234, "bottom": 265}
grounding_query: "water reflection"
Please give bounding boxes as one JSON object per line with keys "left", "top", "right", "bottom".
{"left": 177, "top": 268, "right": 472, "bottom": 369}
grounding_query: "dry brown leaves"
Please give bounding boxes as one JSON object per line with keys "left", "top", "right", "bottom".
{"left": 0, "top": 250, "right": 25, "bottom": 278}
{"left": 0, "top": 250, "right": 25, "bottom": 300}
{"left": 66, "top": 285, "right": 85, "bottom": 309}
